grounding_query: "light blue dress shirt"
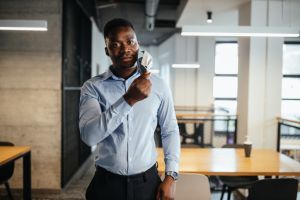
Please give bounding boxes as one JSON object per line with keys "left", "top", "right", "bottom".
{"left": 79, "top": 67, "right": 180, "bottom": 175}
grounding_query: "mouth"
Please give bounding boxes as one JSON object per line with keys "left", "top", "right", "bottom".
{"left": 120, "top": 56, "right": 134, "bottom": 62}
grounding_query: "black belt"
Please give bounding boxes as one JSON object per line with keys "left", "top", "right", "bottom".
{"left": 96, "top": 164, "right": 157, "bottom": 182}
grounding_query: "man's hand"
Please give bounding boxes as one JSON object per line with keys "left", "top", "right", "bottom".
{"left": 156, "top": 176, "right": 176, "bottom": 200}
{"left": 123, "top": 72, "right": 151, "bottom": 106}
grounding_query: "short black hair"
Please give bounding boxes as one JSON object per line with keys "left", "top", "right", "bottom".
{"left": 103, "top": 18, "right": 135, "bottom": 38}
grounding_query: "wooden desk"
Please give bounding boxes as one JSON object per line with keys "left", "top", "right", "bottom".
{"left": 176, "top": 113, "right": 236, "bottom": 119}
{"left": 157, "top": 148, "right": 300, "bottom": 176}
{"left": 0, "top": 146, "right": 31, "bottom": 200}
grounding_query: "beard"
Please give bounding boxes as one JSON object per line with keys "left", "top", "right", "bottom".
{"left": 114, "top": 50, "right": 139, "bottom": 69}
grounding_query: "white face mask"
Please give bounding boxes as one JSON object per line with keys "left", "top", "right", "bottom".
{"left": 137, "top": 50, "right": 153, "bottom": 74}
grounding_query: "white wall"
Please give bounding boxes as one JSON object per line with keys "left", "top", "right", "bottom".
{"left": 156, "top": 34, "right": 215, "bottom": 107}
{"left": 146, "top": 0, "right": 300, "bottom": 149}
{"left": 158, "top": 36, "right": 176, "bottom": 86}
{"left": 91, "top": 21, "right": 111, "bottom": 77}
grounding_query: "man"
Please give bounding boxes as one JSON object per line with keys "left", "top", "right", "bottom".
{"left": 79, "top": 18, "right": 180, "bottom": 200}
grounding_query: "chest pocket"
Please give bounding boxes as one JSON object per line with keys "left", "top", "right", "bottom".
{"left": 133, "top": 94, "right": 161, "bottom": 120}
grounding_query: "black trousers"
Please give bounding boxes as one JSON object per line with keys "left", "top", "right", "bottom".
{"left": 86, "top": 164, "right": 162, "bottom": 200}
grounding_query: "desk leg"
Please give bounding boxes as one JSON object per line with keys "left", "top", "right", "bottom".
{"left": 23, "top": 152, "right": 31, "bottom": 200}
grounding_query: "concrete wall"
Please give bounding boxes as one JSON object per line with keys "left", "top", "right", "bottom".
{"left": 0, "top": 0, "right": 62, "bottom": 189}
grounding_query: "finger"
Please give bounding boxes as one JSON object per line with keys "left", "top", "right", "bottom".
{"left": 156, "top": 190, "right": 160, "bottom": 200}
{"left": 141, "top": 71, "right": 151, "bottom": 79}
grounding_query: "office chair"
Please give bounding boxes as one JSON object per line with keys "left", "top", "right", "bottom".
{"left": 178, "top": 123, "right": 192, "bottom": 144}
{"left": 247, "top": 178, "right": 298, "bottom": 200}
{"left": 219, "top": 144, "right": 258, "bottom": 200}
{"left": 0, "top": 141, "right": 15, "bottom": 200}
{"left": 178, "top": 123, "right": 204, "bottom": 146}
{"left": 175, "top": 173, "right": 211, "bottom": 200}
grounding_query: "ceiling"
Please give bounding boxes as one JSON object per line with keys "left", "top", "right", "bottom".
{"left": 77, "top": 0, "right": 253, "bottom": 46}
{"left": 177, "top": 0, "right": 250, "bottom": 26}
{"left": 93, "top": 0, "right": 187, "bottom": 46}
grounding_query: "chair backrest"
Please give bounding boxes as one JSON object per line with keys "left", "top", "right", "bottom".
{"left": 247, "top": 178, "right": 298, "bottom": 200}
{"left": 222, "top": 144, "right": 245, "bottom": 149}
{"left": 194, "top": 123, "right": 204, "bottom": 137}
{"left": 0, "top": 141, "right": 15, "bottom": 185}
{"left": 175, "top": 173, "right": 211, "bottom": 200}
{"left": 178, "top": 123, "right": 187, "bottom": 134}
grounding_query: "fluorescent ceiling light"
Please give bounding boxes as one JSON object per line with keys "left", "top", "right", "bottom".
{"left": 0, "top": 20, "right": 48, "bottom": 31}
{"left": 172, "top": 64, "right": 200, "bottom": 68}
{"left": 182, "top": 26, "right": 300, "bottom": 37}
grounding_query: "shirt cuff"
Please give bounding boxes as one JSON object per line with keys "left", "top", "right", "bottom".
{"left": 165, "top": 159, "right": 179, "bottom": 173}
{"left": 112, "top": 97, "right": 132, "bottom": 115}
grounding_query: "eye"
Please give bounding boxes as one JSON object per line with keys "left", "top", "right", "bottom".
{"left": 128, "top": 39, "right": 137, "bottom": 46}
{"left": 111, "top": 42, "right": 121, "bottom": 48}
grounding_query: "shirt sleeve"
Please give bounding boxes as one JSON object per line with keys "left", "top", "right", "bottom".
{"left": 157, "top": 82, "right": 181, "bottom": 173}
{"left": 79, "top": 81, "right": 132, "bottom": 146}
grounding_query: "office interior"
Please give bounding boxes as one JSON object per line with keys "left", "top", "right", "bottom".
{"left": 0, "top": 0, "right": 300, "bottom": 199}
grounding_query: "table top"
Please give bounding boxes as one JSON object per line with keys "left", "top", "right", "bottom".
{"left": 157, "top": 148, "right": 300, "bottom": 176}
{"left": 177, "top": 119, "right": 205, "bottom": 123}
{"left": 0, "top": 146, "right": 31, "bottom": 166}
{"left": 176, "top": 113, "right": 236, "bottom": 118}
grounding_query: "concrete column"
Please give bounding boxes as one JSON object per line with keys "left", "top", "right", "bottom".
{"left": 237, "top": 0, "right": 284, "bottom": 149}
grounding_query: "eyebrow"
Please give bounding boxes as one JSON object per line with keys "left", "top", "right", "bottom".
{"left": 109, "top": 36, "right": 137, "bottom": 43}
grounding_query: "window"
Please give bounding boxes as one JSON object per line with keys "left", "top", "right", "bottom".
{"left": 282, "top": 43, "right": 300, "bottom": 120}
{"left": 213, "top": 42, "right": 238, "bottom": 132}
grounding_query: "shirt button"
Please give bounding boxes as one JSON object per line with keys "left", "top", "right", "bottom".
{"left": 129, "top": 157, "right": 132, "bottom": 161}
{"left": 129, "top": 137, "right": 132, "bottom": 141}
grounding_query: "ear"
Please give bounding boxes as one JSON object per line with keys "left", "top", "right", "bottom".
{"left": 105, "top": 47, "right": 109, "bottom": 56}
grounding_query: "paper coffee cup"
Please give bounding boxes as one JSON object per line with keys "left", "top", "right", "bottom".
{"left": 244, "top": 143, "right": 252, "bottom": 157}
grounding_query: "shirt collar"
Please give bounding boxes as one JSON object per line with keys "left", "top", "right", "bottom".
{"left": 98, "top": 65, "right": 140, "bottom": 81}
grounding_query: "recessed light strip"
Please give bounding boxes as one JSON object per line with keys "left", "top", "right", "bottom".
{"left": 172, "top": 64, "right": 200, "bottom": 68}
{"left": 182, "top": 26, "right": 300, "bottom": 37}
{"left": 0, "top": 20, "right": 48, "bottom": 31}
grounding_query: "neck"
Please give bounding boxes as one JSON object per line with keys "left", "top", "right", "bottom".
{"left": 111, "top": 65, "right": 137, "bottom": 80}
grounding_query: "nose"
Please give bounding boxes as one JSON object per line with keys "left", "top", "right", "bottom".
{"left": 120, "top": 43, "right": 130, "bottom": 54}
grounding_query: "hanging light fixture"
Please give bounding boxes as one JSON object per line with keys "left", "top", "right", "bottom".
{"left": 206, "top": 11, "right": 212, "bottom": 24}
{"left": 0, "top": 20, "right": 48, "bottom": 31}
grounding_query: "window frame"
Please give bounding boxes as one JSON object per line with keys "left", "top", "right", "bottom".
{"left": 214, "top": 41, "right": 238, "bottom": 135}
{"left": 282, "top": 42, "right": 300, "bottom": 119}
{"left": 214, "top": 41, "right": 238, "bottom": 109}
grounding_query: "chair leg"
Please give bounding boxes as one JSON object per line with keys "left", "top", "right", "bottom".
{"left": 227, "top": 188, "right": 232, "bottom": 200}
{"left": 4, "top": 182, "right": 14, "bottom": 200}
{"left": 220, "top": 185, "right": 226, "bottom": 200}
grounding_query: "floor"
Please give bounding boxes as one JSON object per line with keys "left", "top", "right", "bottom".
{"left": 0, "top": 164, "right": 299, "bottom": 200}
{"left": 0, "top": 163, "right": 242, "bottom": 200}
